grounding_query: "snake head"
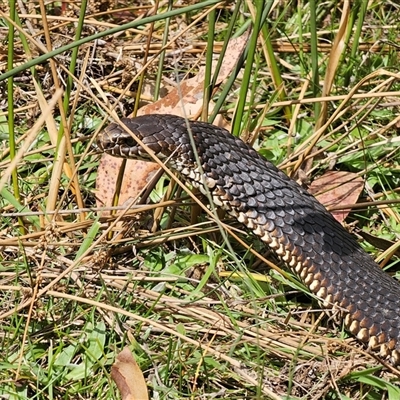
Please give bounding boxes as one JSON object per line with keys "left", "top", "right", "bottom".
{"left": 97, "top": 116, "right": 183, "bottom": 161}
{"left": 97, "top": 122, "right": 136, "bottom": 157}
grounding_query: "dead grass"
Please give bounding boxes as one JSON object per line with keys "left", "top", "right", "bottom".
{"left": 1, "top": 1, "right": 400, "bottom": 399}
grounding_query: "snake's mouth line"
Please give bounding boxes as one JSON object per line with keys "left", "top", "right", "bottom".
{"left": 97, "top": 113, "right": 400, "bottom": 366}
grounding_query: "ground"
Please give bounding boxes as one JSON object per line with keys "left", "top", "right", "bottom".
{"left": 1, "top": 1, "right": 400, "bottom": 399}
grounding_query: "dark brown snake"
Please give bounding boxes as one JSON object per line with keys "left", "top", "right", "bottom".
{"left": 97, "top": 114, "right": 400, "bottom": 365}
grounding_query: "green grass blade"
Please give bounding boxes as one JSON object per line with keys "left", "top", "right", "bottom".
{"left": 232, "top": 0, "right": 268, "bottom": 136}
{"left": 74, "top": 219, "right": 101, "bottom": 261}
{"left": 309, "top": 0, "right": 320, "bottom": 119}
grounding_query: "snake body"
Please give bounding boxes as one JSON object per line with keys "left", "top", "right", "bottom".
{"left": 97, "top": 114, "right": 400, "bottom": 364}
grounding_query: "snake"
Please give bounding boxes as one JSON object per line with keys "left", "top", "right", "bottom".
{"left": 97, "top": 114, "right": 400, "bottom": 365}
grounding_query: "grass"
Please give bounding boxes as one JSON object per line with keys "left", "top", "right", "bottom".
{"left": 1, "top": 0, "right": 400, "bottom": 399}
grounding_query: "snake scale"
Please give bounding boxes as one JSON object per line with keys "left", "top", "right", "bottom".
{"left": 97, "top": 114, "right": 400, "bottom": 365}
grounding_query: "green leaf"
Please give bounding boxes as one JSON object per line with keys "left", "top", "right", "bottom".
{"left": 75, "top": 219, "right": 101, "bottom": 260}
{"left": 1, "top": 187, "right": 40, "bottom": 228}
{"left": 65, "top": 321, "right": 106, "bottom": 381}
{"left": 54, "top": 344, "right": 76, "bottom": 367}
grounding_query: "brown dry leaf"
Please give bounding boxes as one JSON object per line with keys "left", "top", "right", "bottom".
{"left": 111, "top": 347, "right": 149, "bottom": 400}
{"left": 309, "top": 170, "right": 364, "bottom": 223}
{"left": 95, "top": 145, "right": 160, "bottom": 213}
{"left": 96, "top": 31, "right": 249, "bottom": 211}
{"left": 142, "top": 31, "right": 250, "bottom": 118}
{"left": 96, "top": 156, "right": 160, "bottom": 208}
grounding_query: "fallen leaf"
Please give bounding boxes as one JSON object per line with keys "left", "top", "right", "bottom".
{"left": 96, "top": 156, "right": 160, "bottom": 209}
{"left": 142, "top": 32, "right": 249, "bottom": 118}
{"left": 111, "top": 347, "right": 149, "bottom": 400}
{"left": 309, "top": 170, "right": 364, "bottom": 223}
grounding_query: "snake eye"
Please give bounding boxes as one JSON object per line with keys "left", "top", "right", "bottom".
{"left": 120, "top": 135, "right": 136, "bottom": 147}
